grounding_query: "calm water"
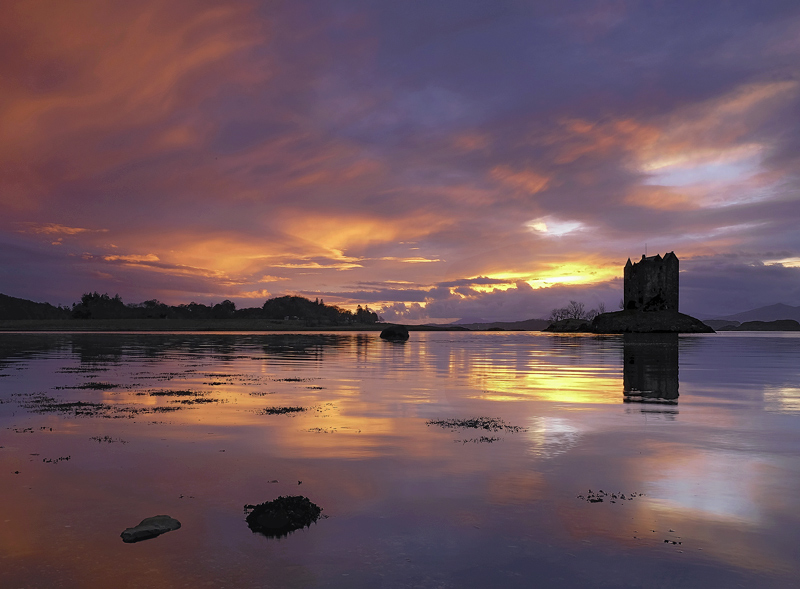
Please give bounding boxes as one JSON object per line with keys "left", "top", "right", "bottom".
{"left": 1, "top": 331, "right": 799, "bottom": 588}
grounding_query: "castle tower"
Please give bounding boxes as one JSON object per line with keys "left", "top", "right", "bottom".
{"left": 623, "top": 252, "right": 679, "bottom": 312}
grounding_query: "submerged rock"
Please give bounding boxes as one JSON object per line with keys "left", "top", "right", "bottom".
{"left": 121, "top": 515, "right": 181, "bottom": 543}
{"left": 245, "top": 495, "right": 323, "bottom": 538}
{"left": 380, "top": 324, "right": 409, "bottom": 341}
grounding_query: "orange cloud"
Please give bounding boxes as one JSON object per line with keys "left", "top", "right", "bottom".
{"left": 452, "top": 132, "right": 491, "bottom": 151}
{"left": 24, "top": 223, "right": 106, "bottom": 235}
{"left": 101, "top": 254, "right": 160, "bottom": 263}
{"left": 547, "top": 117, "right": 661, "bottom": 164}
{"left": 282, "top": 212, "right": 451, "bottom": 252}
{"left": 0, "top": 0, "right": 267, "bottom": 209}
{"left": 490, "top": 165, "right": 551, "bottom": 195}
{"left": 237, "top": 288, "right": 271, "bottom": 299}
{"left": 623, "top": 186, "right": 699, "bottom": 211}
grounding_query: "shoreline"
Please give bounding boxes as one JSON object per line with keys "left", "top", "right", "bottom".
{"left": 0, "top": 319, "right": 476, "bottom": 332}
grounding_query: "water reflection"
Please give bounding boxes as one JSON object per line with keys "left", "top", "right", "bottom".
{"left": 1, "top": 331, "right": 799, "bottom": 588}
{"left": 623, "top": 333, "right": 679, "bottom": 405}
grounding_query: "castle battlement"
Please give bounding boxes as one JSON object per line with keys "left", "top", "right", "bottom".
{"left": 623, "top": 252, "right": 679, "bottom": 312}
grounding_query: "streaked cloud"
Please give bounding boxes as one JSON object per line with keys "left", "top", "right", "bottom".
{"left": 24, "top": 224, "right": 107, "bottom": 236}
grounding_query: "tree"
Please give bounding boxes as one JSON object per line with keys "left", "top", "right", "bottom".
{"left": 212, "top": 299, "right": 236, "bottom": 319}
{"left": 354, "top": 305, "right": 379, "bottom": 324}
{"left": 72, "top": 292, "right": 128, "bottom": 319}
{"left": 548, "top": 300, "right": 606, "bottom": 323}
{"left": 565, "top": 300, "right": 587, "bottom": 319}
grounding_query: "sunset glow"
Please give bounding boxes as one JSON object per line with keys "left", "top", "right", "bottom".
{"left": 2, "top": 1, "right": 799, "bottom": 320}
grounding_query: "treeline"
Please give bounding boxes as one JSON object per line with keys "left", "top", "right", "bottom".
{"left": 0, "top": 293, "right": 71, "bottom": 320}
{"left": 1, "top": 292, "right": 380, "bottom": 325}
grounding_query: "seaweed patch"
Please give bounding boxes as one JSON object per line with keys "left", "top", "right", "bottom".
{"left": 244, "top": 495, "right": 323, "bottom": 538}
{"left": 456, "top": 436, "right": 502, "bottom": 444}
{"left": 577, "top": 490, "right": 644, "bottom": 503}
{"left": 255, "top": 406, "right": 307, "bottom": 415}
{"left": 54, "top": 382, "right": 119, "bottom": 390}
{"left": 426, "top": 417, "right": 527, "bottom": 433}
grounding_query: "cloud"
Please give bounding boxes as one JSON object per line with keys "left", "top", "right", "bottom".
{"left": 681, "top": 254, "right": 800, "bottom": 317}
{"left": 375, "top": 279, "right": 622, "bottom": 323}
{"left": 1, "top": 1, "right": 800, "bottom": 318}
{"left": 525, "top": 217, "right": 585, "bottom": 236}
{"left": 101, "top": 254, "right": 160, "bottom": 263}
{"left": 23, "top": 223, "right": 107, "bottom": 236}
{"left": 490, "top": 165, "right": 551, "bottom": 196}
{"left": 0, "top": 1, "right": 268, "bottom": 214}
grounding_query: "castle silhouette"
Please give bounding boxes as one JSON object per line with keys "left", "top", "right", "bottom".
{"left": 623, "top": 252, "right": 679, "bottom": 312}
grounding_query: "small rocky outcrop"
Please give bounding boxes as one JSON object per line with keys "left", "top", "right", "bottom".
{"left": 543, "top": 318, "right": 593, "bottom": 332}
{"left": 121, "top": 515, "right": 181, "bottom": 543}
{"left": 244, "top": 495, "right": 323, "bottom": 538}
{"left": 380, "top": 324, "right": 409, "bottom": 341}
{"left": 592, "top": 310, "right": 714, "bottom": 334}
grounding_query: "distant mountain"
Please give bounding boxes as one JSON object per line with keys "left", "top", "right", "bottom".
{"left": 714, "top": 303, "right": 800, "bottom": 323}
{"left": 0, "top": 293, "right": 70, "bottom": 320}
{"left": 452, "top": 316, "right": 493, "bottom": 325}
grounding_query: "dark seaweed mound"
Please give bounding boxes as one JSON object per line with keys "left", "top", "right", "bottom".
{"left": 426, "top": 417, "right": 526, "bottom": 433}
{"left": 255, "top": 406, "right": 306, "bottom": 415}
{"left": 244, "top": 495, "right": 322, "bottom": 538}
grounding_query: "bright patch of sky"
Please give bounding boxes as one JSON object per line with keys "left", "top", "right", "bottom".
{"left": 764, "top": 257, "right": 800, "bottom": 268}
{"left": 643, "top": 151, "right": 763, "bottom": 187}
{"left": 525, "top": 217, "right": 584, "bottom": 236}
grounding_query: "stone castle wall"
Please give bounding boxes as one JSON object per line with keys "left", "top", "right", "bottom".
{"left": 623, "top": 252, "right": 679, "bottom": 312}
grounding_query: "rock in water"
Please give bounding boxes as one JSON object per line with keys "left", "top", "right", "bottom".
{"left": 245, "top": 495, "right": 322, "bottom": 538}
{"left": 380, "top": 324, "right": 409, "bottom": 341}
{"left": 120, "top": 515, "right": 181, "bottom": 543}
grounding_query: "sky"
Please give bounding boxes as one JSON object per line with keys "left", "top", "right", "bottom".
{"left": 2, "top": 0, "right": 800, "bottom": 322}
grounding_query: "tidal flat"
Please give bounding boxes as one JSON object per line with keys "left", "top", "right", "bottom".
{"left": 1, "top": 331, "right": 799, "bottom": 588}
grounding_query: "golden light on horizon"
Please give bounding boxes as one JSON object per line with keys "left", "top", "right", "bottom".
{"left": 526, "top": 262, "right": 619, "bottom": 288}
{"left": 469, "top": 283, "right": 517, "bottom": 293}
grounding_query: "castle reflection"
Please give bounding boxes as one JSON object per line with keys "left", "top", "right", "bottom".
{"left": 623, "top": 333, "right": 679, "bottom": 407}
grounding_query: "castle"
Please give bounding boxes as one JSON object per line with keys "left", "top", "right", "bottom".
{"left": 623, "top": 252, "right": 679, "bottom": 312}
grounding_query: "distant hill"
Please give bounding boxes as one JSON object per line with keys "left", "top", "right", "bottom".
{"left": 714, "top": 303, "right": 800, "bottom": 323}
{"left": 453, "top": 318, "right": 551, "bottom": 331}
{"left": 719, "top": 319, "right": 800, "bottom": 332}
{"left": 703, "top": 319, "right": 740, "bottom": 330}
{"left": 0, "top": 293, "right": 70, "bottom": 320}
{"left": 452, "top": 316, "right": 492, "bottom": 325}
